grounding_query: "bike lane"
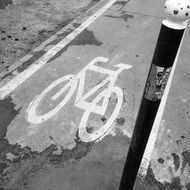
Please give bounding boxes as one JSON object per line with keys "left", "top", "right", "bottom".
{"left": 0, "top": 0, "right": 189, "bottom": 189}
{"left": 0, "top": 0, "right": 163, "bottom": 151}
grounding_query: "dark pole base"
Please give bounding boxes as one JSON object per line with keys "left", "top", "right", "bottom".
{"left": 119, "top": 98, "right": 160, "bottom": 190}
{"left": 119, "top": 23, "right": 185, "bottom": 190}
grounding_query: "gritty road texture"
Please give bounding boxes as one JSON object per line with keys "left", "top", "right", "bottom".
{"left": 0, "top": 0, "right": 99, "bottom": 73}
{"left": 0, "top": 0, "right": 190, "bottom": 190}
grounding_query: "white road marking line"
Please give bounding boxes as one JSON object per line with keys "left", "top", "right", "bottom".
{"left": 0, "top": 0, "right": 119, "bottom": 100}
{"left": 139, "top": 31, "right": 186, "bottom": 178}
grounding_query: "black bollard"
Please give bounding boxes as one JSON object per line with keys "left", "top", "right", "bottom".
{"left": 119, "top": 0, "right": 190, "bottom": 189}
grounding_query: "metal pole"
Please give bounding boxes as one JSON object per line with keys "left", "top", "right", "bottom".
{"left": 119, "top": 1, "right": 190, "bottom": 189}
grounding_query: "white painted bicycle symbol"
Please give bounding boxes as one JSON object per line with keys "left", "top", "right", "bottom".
{"left": 27, "top": 57, "right": 132, "bottom": 142}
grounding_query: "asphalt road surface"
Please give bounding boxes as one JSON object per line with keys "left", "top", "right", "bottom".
{"left": 0, "top": 0, "right": 190, "bottom": 189}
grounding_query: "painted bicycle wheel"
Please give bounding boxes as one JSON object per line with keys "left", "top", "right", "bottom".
{"left": 78, "top": 86, "right": 123, "bottom": 142}
{"left": 27, "top": 75, "right": 77, "bottom": 124}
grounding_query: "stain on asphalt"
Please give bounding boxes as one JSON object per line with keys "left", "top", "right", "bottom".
{"left": 181, "top": 135, "right": 185, "bottom": 139}
{"left": 0, "top": 0, "right": 102, "bottom": 78}
{"left": 145, "top": 166, "right": 165, "bottom": 189}
{"left": 0, "top": 97, "right": 93, "bottom": 189}
{"left": 186, "top": 183, "right": 190, "bottom": 190}
{"left": 47, "top": 29, "right": 103, "bottom": 63}
{"left": 91, "top": 0, "right": 101, "bottom": 2}
{"left": 169, "top": 177, "right": 182, "bottom": 190}
{"left": 176, "top": 139, "right": 182, "bottom": 146}
{"left": 116, "top": 117, "right": 125, "bottom": 125}
{"left": 57, "top": 18, "right": 74, "bottom": 29}
{"left": 0, "top": 97, "right": 21, "bottom": 152}
{"left": 113, "top": 0, "right": 129, "bottom": 9}
{"left": 0, "top": 96, "right": 24, "bottom": 187}
{"left": 56, "top": 28, "right": 73, "bottom": 38}
{"left": 49, "top": 136, "right": 94, "bottom": 165}
{"left": 101, "top": 117, "right": 107, "bottom": 123}
{"left": 0, "top": 131, "right": 94, "bottom": 189}
{"left": 90, "top": 0, "right": 101, "bottom": 7}
{"left": 176, "top": 135, "right": 186, "bottom": 145}
{"left": 7, "top": 28, "right": 75, "bottom": 75}
{"left": 145, "top": 166, "right": 183, "bottom": 190}
{"left": 0, "top": 50, "right": 46, "bottom": 80}
{"left": 181, "top": 150, "right": 190, "bottom": 174}
{"left": 73, "top": 23, "right": 81, "bottom": 28}
{"left": 157, "top": 157, "right": 164, "bottom": 164}
{"left": 17, "top": 50, "right": 46, "bottom": 73}
{"left": 72, "top": 29, "right": 103, "bottom": 46}
{"left": 104, "top": 12, "right": 134, "bottom": 23}
{"left": 41, "top": 30, "right": 74, "bottom": 48}
{"left": 172, "top": 153, "right": 180, "bottom": 172}
{"left": 0, "top": 0, "right": 12, "bottom": 9}
{"left": 145, "top": 150, "right": 190, "bottom": 189}
{"left": 38, "top": 30, "right": 57, "bottom": 41}
{"left": 86, "top": 126, "right": 94, "bottom": 133}
{"left": 0, "top": 97, "right": 21, "bottom": 139}
{"left": 48, "top": 136, "right": 54, "bottom": 140}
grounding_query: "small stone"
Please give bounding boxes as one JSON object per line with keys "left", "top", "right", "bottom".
{"left": 116, "top": 117, "right": 125, "bottom": 125}
{"left": 158, "top": 158, "right": 164, "bottom": 164}
{"left": 86, "top": 127, "right": 94, "bottom": 133}
{"left": 7, "top": 35, "right": 12, "bottom": 38}
{"left": 173, "top": 10, "right": 179, "bottom": 15}
{"left": 101, "top": 117, "right": 107, "bottom": 122}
